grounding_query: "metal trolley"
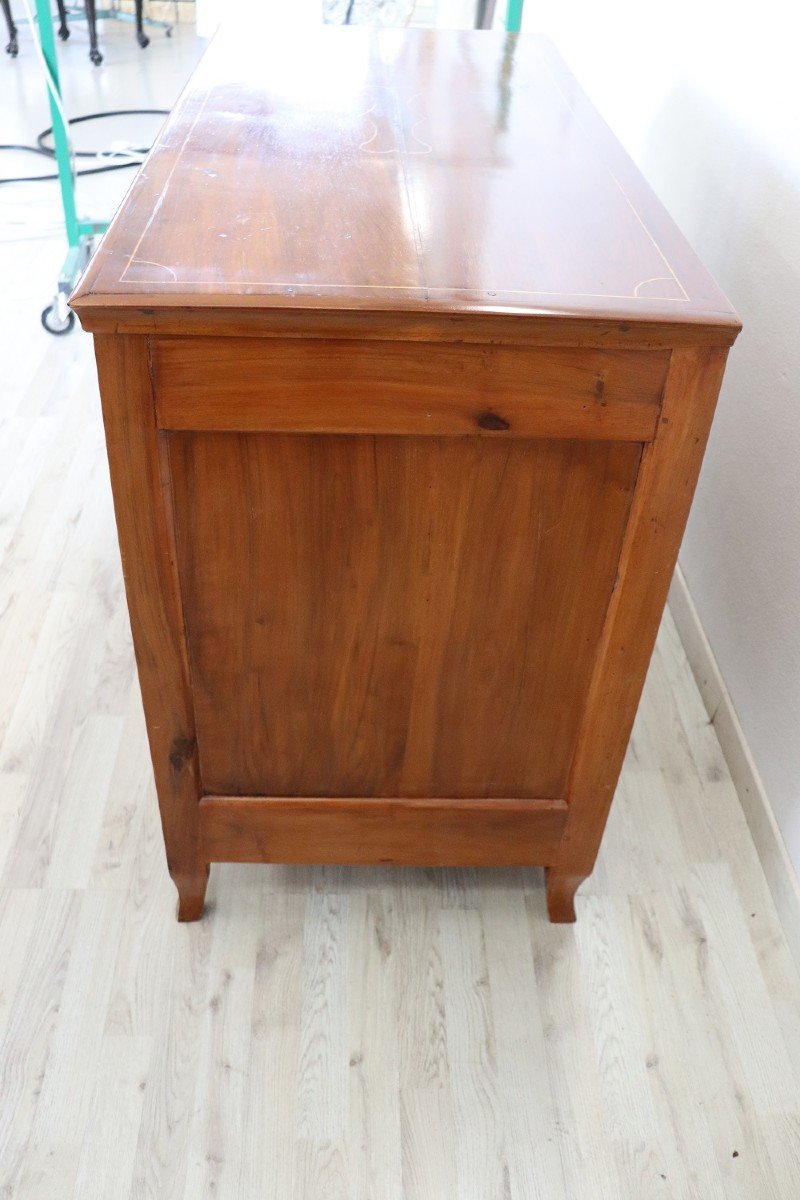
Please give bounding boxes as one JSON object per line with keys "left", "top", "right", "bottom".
{"left": 37, "top": 0, "right": 105, "bottom": 334}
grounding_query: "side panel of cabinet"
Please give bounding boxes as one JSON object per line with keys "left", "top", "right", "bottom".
{"left": 94, "top": 332, "right": 727, "bottom": 921}
{"left": 167, "top": 430, "right": 642, "bottom": 799}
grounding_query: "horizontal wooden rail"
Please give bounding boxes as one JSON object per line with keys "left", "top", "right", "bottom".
{"left": 199, "top": 795, "right": 568, "bottom": 866}
{"left": 153, "top": 337, "right": 667, "bottom": 441}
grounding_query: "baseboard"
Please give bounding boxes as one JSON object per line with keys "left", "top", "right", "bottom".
{"left": 668, "top": 565, "right": 800, "bottom": 974}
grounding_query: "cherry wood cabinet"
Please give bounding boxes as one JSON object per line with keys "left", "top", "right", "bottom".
{"left": 71, "top": 26, "right": 740, "bottom": 922}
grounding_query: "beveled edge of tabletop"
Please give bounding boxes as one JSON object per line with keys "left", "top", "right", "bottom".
{"left": 69, "top": 295, "right": 741, "bottom": 350}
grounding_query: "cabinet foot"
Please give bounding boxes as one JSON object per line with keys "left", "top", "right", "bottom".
{"left": 172, "top": 866, "right": 209, "bottom": 921}
{"left": 546, "top": 868, "right": 587, "bottom": 923}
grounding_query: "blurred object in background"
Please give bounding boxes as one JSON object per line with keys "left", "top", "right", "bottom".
{"left": 323, "top": 0, "right": 419, "bottom": 24}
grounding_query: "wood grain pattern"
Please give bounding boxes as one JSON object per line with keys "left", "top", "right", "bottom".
{"left": 72, "top": 25, "right": 740, "bottom": 921}
{"left": 199, "top": 796, "right": 568, "bottom": 865}
{"left": 92, "top": 334, "right": 208, "bottom": 920}
{"left": 554, "top": 346, "right": 730, "bottom": 904}
{"left": 13, "top": 130, "right": 800, "bottom": 1200}
{"left": 70, "top": 27, "right": 740, "bottom": 341}
{"left": 167, "top": 431, "right": 641, "bottom": 800}
{"left": 439, "top": 906, "right": 505, "bottom": 1199}
{"left": 89, "top": 306, "right": 740, "bottom": 348}
{"left": 152, "top": 338, "right": 666, "bottom": 441}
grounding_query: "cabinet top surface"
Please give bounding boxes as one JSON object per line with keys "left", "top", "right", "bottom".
{"left": 72, "top": 26, "right": 738, "bottom": 337}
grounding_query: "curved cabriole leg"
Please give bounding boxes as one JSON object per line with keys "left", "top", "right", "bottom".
{"left": 172, "top": 865, "right": 210, "bottom": 921}
{"left": 546, "top": 868, "right": 587, "bottom": 923}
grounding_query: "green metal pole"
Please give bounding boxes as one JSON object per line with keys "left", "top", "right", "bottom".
{"left": 34, "top": 0, "right": 80, "bottom": 247}
{"left": 506, "top": 0, "right": 523, "bottom": 32}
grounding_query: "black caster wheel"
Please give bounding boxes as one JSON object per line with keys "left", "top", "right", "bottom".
{"left": 137, "top": 30, "right": 150, "bottom": 48}
{"left": 58, "top": 23, "right": 70, "bottom": 39}
{"left": 165, "top": 25, "right": 172, "bottom": 37}
{"left": 89, "top": 47, "right": 103, "bottom": 65}
{"left": 41, "top": 305, "right": 75, "bottom": 336}
{"left": 6, "top": 35, "right": 18, "bottom": 56}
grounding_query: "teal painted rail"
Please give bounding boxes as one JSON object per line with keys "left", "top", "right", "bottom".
{"left": 31, "top": 0, "right": 107, "bottom": 330}
{"left": 506, "top": 0, "right": 524, "bottom": 31}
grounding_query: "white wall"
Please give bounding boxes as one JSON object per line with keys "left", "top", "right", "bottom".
{"left": 521, "top": 0, "right": 800, "bottom": 875}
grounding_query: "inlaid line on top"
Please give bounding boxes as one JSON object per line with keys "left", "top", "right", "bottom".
{"left": 118, "top": 38, "right": 692, "bottom": 305}
{"left": 534, "top": 44, "right": 690, "bottom": 304}
{"left": 112, "top": 278, "right": 692, "bottom": 302}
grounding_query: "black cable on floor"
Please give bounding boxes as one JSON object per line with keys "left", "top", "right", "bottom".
{"left": 0, "top": 107, "right": 169, "bottom": 185}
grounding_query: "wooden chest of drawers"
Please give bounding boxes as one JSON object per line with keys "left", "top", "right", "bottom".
{"left": 71, "top": 26, "right": 740, "bottom": 922}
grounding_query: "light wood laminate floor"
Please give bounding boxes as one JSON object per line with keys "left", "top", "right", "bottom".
{"left": 3, "top": 30, "right": 800, "bottom": 1200}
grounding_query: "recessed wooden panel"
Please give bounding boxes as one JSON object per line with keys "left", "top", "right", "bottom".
{"left": 152, "top": 338, "right": 666, "bottom": 442}
{"left": 168, "top": 432, "right": 641, "bottom": 799}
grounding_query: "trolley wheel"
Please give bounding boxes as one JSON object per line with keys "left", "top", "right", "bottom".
{"left": 165, "top": 25, "right": 172, "bottom": 36}
{"left": 137, "top": 30, "right": 150, "bottom": 48}
{"left": 58, "top": 23, "right": 70, "bottom": 40}
{"left": 6, "top": 35, "right": 19, "bottom": 56}
{"left": 41, "top": 305, "right": 75, "bottom": 336}
{"left": 89, "top": 47, "right": 103, "bottom": 65}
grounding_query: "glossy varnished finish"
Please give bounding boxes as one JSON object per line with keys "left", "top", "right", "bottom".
{"left": 71, "top": 26, "right": 739, "bottom": 339}
{"left": 72, "top": 27, "right": 740, "bottom": 922}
